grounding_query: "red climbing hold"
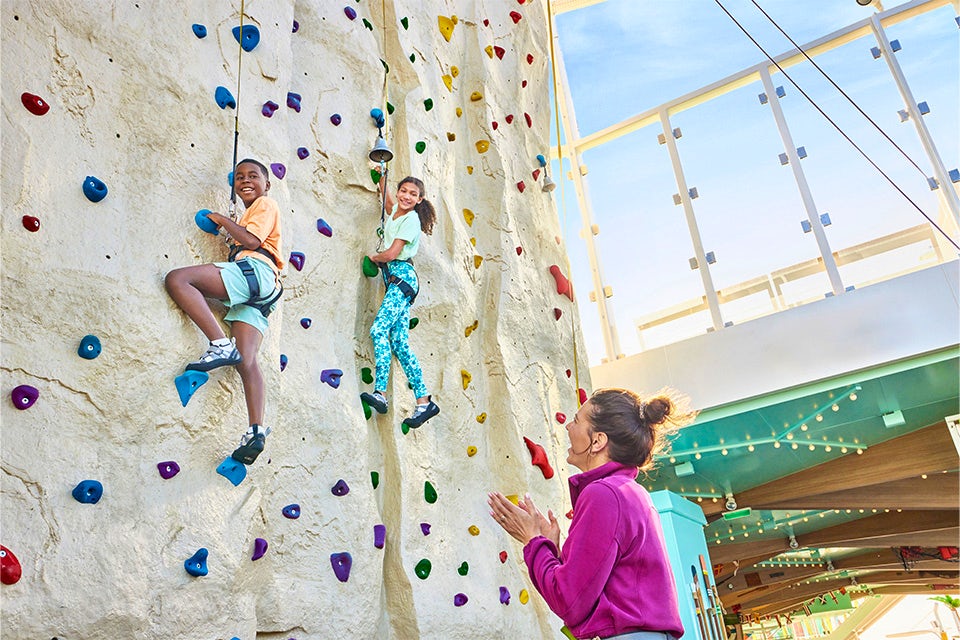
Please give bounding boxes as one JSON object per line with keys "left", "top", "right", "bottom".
{"left": 522, "top": 80, "right": 528, "bottom": 88}
{"left": 510, "top": 11, "right": 522, "bottom": 23}
{"left": 492, "top": 121, "right": 498, "bottom": 130}
{"left": 483, "top": 19, "right": 490, "bottom": 27}
{"left": 565, "top": 508, "right": 574, "bottom": 520}
{"left": 21, "top": 92, "right": 49, "bottom": 116}
{"left": 523, "top": 436, "right": 555, "bottom": 479}
{"left": 1, "top": 545, "right": 21, "bottom": 584}
{"left": 566, "top": 369, "right": 572, "bottom": 378}
{"left": 505, "top": 114, "right": 514, "bottom": 124}
{"left": 532, "top": 169, "right": 541, "bottom": 181}
{"left": 549, "top": 265, "right": 574, "bottom": 301}
{"left": 553, "top": 308, "right": 562, "bottom": 321}
{"left": 579, "top": 388, "right": 588, "bottom": 404}
{"left": 526, "top": 53, "right": 534, "bottom": 65}
{"left": 494, "top": 46, "right": 505, "bottom": 60}
{"left": 517, "top": 181, "right": 525, "bottom": 193}
{"left": 555, "top": 412, "right": 566, "bottom": 424}
{"left": 516, "top": 246, "right": 523, "bottom": 256}
{"left": 525, "top": 113, "right": 532, "bottom": 128}
{"left": 499, "top": 550, "right": 508, "bottom": 563}
{"left": 22, "top": 215, "right": 40, "bottom": 232}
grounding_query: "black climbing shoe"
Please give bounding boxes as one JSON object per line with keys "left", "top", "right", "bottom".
{"left": 186, "top": 338, "right": 242, "bottom": 372}
{"left": 403, "top": 400, "right": 440, "bottom": 429}
{"left": 360, "top": 391, "right": 388, "bottom": 414}
{"left": 232, "top": 424, "right": 269, "bottom": 465}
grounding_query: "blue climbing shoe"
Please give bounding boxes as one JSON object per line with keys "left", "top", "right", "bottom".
{"left": 232, "top": 424, "right": 270, "bottom": 465}
{"left": 360, "top": 391, "right": 388, "bottom": 414}
{"left": 186, "top": 338, "right": 242, "bottom": 372}
{"left": 403, "top": 399, "right": 440, "bottom": 429}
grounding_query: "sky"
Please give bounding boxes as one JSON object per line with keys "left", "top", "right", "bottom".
{"left": 550, "top": 0, "right": 959, "bottom": 366}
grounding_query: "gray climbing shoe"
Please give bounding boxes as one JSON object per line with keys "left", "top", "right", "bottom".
{"left": 403, "top": 399, "right": 439, "bottom": 429}
{"left": 186, "top": 338, "right": 242, "bottom": 372}
{"left": 361, "top": 391, "right": 388, "bottom": 414}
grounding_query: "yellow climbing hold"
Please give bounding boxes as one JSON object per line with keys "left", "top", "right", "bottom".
{"left": 451, "top": 15, "right": 458, "bottom": 24}
{"left": 442, "top": 75, "right": 453, "bottom": 92}
{"left": 463, "top": 208, "right": 474, "bottom": 226}
{"left": 467, "top": 445, "right": 477, "bottom": 457}
{"left": 464, "top": 320, "right": 478, "bottom": 337}
{"left": 474, "top": 255, "right": 483, "bottom": 269}
{"left": 475, "top": 140, "right": 489, "bottom": 153}
{"left": 461, "top": 369, "right": 472, "bottom": 389}
{"left": 506, "top": 494, "right": 520, "bottom": 506}
{"left": 520, "top": 589, "right": 530, "bottom": 604}
{"left": 468, "top": 525, "right": 480, "bottom": 536}
{"left": 470, "top": 237, "right": 476, "bottom": 247}
{"left": 484, "top": 45, "right": 494, "bottom": 59}
{"left": 438, "top": 15, "right": 455, "bottom": 42}
{"left": 451, "top": 66, "right": 460, "bottom": 78}
{"left": 470, "top": 91, "right": 483, "bottom": 102}
{"left": 476, "top": 412, "right": 486, "bottom": 423}
{"left": 466, "top": 165, "right": 473, "bottom": 174}
{"left": 456, "top": 107, "right": 463, "bottom": 117}
{"left": 446, "top": 132, "right": 456, "bottom": 141}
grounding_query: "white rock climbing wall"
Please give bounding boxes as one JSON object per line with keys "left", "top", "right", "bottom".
{"left": 1, "top": 1, "right": 589, "bottom": 638}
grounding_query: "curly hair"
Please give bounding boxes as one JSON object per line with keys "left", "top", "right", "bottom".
{"left": 397, "top": 176, "right": 436, "bottom": 235}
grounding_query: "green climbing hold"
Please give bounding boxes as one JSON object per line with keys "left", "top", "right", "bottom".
{"left": 560, "top": 626, "right": 578, "bottom": 640}
{"left": 415, "top": 558, "right": 432, "bottom": 580}
{"left": 387, "top": 102, "right": 395, "bottom": 115}
{"left": 371, "top": 169, "right": 382, "bottom": 185}
{"left": 361, "top": 367, "right": 374, "bottom": 384}
{"left": 361, "top": 397, "right": 372, "bottom": 420}
{"left": 371, "top": 471, "right": 380, "bottom": 489}
{"left": 424, "top": 481, "right": 437, "bottom": 504}
{"left": 409, "top": 317, "right": 419, "bottom": 330}
{"left": 457, "top": 561, "right": 469, "bottom": 576}
{"left": 409, "top": 53, "right": 415, "bottom": 63}
{"left": 362, "top": 18, "right": 373, "bottom": 31}
{"left": 363, "top": 256, "right": 379, "bottom": 277}
{"left": 380, "top": 59, "right": 389, "bottom": 73}
{"left": 415, "top": 141, "right": 426, "bottom": 154}
{"left": 424, "top": 98, "right": 433, "bottom": 111}
{"left": 401, "top": 17, "right": 409, "bottom": 29}
{"left": 401, "top": 422, "right": 410, "bottom": 435}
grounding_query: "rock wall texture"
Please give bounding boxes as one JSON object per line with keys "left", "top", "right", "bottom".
{"left": 1, "top": 1, "right": 588, "bottom": 639}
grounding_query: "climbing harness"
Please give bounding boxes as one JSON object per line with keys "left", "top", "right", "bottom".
{"left": 228, "top": 248, "right": 283, "bottom": 316}
{"left": 383, "top": 259, "right": 419, "bottom": 305}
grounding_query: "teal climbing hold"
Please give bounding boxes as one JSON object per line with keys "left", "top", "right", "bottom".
{"left": 216, "top": 456, "right": 247, "bottom": 486}
{"left": 195, "top": 209, "right": 218, "bottom": 235}
{"left": 215, "top": 86, "right": 236, "bottom": 109}
{"left": 232, "top": 25, "right": 260, "bottom": 52}
{"left": 175, "top": 370, "right": 209, "bottom": 407}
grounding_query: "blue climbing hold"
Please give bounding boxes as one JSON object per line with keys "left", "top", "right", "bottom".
{"left": 195, "top": 209, "right": 219, "bottom": 235}
{"left": 292, "top": 20, "right": 300, "bottom": 33}
{"left": 232, "top": 24, "right": 260, "bottom": 52}
{"left": 280, "top": 354, "right": 288, "bottom": 371}
{"left": 320, "top": 369, "right": 343, "bottom": 389}
{"left": 175, "top": 370, "right": 209, "bottom": 407}
{"left": 78, "top": 334, "right": 102, "bottom": 359}
{"left": 297, "top": 147, "right": 310, "bottom": 159}
{"left": 184, "top": 548, "right": 209, "bottom": 577}
{"left": 316, "top": 218, "right": 333, "bottom": 237}
{"left": 216, "top": 456, "right": 247, "bottom": 486}
{"left": 82, "top": 176, "right": 108, "bottom": 203}
{"left": 370, "top": 108, "right": 385, "bottom": 129}
{"left": 300, "top": 318, "right": 312, "bottom": 329}
{"left": 282, "top": 503, "right": 301, "bottom": 519}
{"left": 192, "top": 24, "right": 207, "bottom": 38}
{"left": 72, "top": 479, "right": 103, "bottom": 504}
{"left": 262, "top": 101, "right": 279, "bottom": 117}
{"left": 215, "top": 86, "right": 236, "bottom": 110}
{"left": 536, "top": 154, "right": 547, "bottom": 167}
{"left": 287, "top": 92, "right": 302, "bottom": 112}
{"left": 330, "top": 552, "right": 352, "bottom": 582}
{"left": 227, "top": 170, "right": 234, "bottom": 186}
{"left": 289, "top": 251, "right": 305, "bottom": 271}
{"left": 331, "top": 479, "right": 350, "bottom": 496}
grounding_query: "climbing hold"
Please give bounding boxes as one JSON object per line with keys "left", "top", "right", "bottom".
{"left": 286, "top": 92, "right": 302, "bottom": 112}
{"left": 280, "top": 354, "right": 288, "bottom": 371}
{"left": 344, "top": 6, "right": 357, "bottom": 20}
{"left": 566, "top": 508, "right": 574, "bottom": 520}
{"left": 252, "top": 538, "right": 268, "bottom": 561}
{"left": 499, "top": 550, "right": 508, "bottom": 563}
{"left": 458, "top": 561, "right": 470, "bottom": 575}
{"left": 77, "top": 334, "right": 102, "bottom": 359}
{"left": 415, "top": 141, "right": 426, "bottom": 154}
{"left": 371, "top": 168, "right": 382, "bottom": 185}
{"left": 184, "top": 548, "right": 209, "bottom": 577}
{"left": 423, "top": 98, "right": 433, "bottom": 112}
{"left": 174, "top": 370, "right": 209, "bottom": 407}
{"left": 297, "top": 147, "right": 310, "bottom": 159}
{"left": 549, "top": 265, "right": 574, "bottom": 300}
{"left": 400, "top": 16, "right": 409, "bottom": 29}
{"left": 195, "top": 209, "right": 219, "bottom": 235}
{"left": 82, "top": 176, "right": 108, "bottom": 203}
{"left": 1, "top": 546, "right": 22, "bottom": 585}
{"left": 442, "top": 75, "right": 453, "bottom": 91}
{"left": 11, "top": 385, "right": 38, "bottom": 410}
{"left": 282, "top": 503, "right": 301, "bottom": 519}
{"left": 461, "top": 370, "right": 471, "bottom": 389}
{"left": 555, "top": 412, "right": 566, "bottom": 424}
{"left": 456, "top": 108, "right": 463, "bottom": 118}
{"left": 22, "top": 215, "right": 40, "bottom": 232}
{"left": 517, "top": 181, "right": 526, "bottom": 193}
{"left": 361, "top": 367, "right": 374, "bottom": 384}
{"left": 424, "top": 481, "right": 438, "bottom": 504}
{"left": 370, "top": 470, "right": 380, "bottom": 489}
{"left": 316, "top": 218, "right": 333, "bottom": 237}
{"left": 474, "top": 255, "right": 483, "bottom": 269}
{"left": 520, "top": 589, "right": 529, "bottom": 604}
{"left": 331, "top": 479, "right": 350, "bottom": 496}
{"left": 20, "top": 92, "right": 49, "bottom": 116}
{"left": 330, "top": 113, "right": 342, "bottom": 126}
{"left": 454, "top": 593, "right": 468, "bottom": 607}
{"left": 579, "top": 388, "right": 588, "bottom": 404}
{"left": 484, "top": 45, "right": 493, "bottom": 59}
{"left": 537, "top": 154, "right": 547, "bottom": 167}
{"left": 216, "top": 456, "right": 247, "bottom": 486}
{"left": 476, "top": 413, "right": 486, "bottom": 423}
{"left": 292, "top": 20, "right": 299, "bottom": 33}
{"left": 369, "top": 108, "right": 385, "bottom": 128}
{"left": 452, "top": 66, "right": 460, "bottom": 79}
{"left": 523, "top": 437, "right": 555, "bottom": 479}
{"left": 363, "top": 256, "right": 379, "bottom": 277}
{"left": 483, "top": 18, "right": 490, "bottom": 27}
{"left": 331, "top": 552, "right": 353, "bottom": 582}
{"left": 192, "top": 23, "right": 207, "bottom": 38}
{"left": 516, "top": 246, "right": 523, "bottom": 256}
{"left": 526, "top": 54, "right": 535, "bottom": 66}
{"left": 522, "top": 80, "right": 528, "bottom": 88}
{"left": 510, "top": 11, "right": 522, "bottom": 23}
{"left": 462, "top": 208, "right": 475, "bottom": 226}
{"left": 470, "top": 91, "right": 483, "bottom": 102}
{"left": 72, "top": 479, "right": 103, "bottom": 504}
{"left": 420, "top": 522, "right": 431, "bottom": 536}
{"left": 387, "top": 102, "right": 395, "bottom": 115}
{"left": 464, "top": 320, "right": 479, "bottom": 337}
{"left": 475, "top": 140, "right": 490, "bottom": 153}
{"left": 362, "top": 18, "right": 373, "bottom": 31}
{"left": 374, "top": 524, "right": 386, "bottom": 548}
{"left": 507, "top": 494, "right": 520, "bottom": 505}
{"left": 446, "top": 132, "right": 456, "bottom": 141}
{"left": 438, "top": 15, "right": 455, "bottom": 41}
{"left": 409, "top": 317, "right": 419, "bottom": 330}
{"left": 289, "top": 251, "right": 305, "bottom": 271}
{"left": 232, "top": 24, "right": 260, "bottom": 52}
{"left": 361, "top": 397, "right": 372, "bottom": 420}
{"left": 467, "top": 525, "right": 480, "bottom": 536}
{"left": 215, "top": 86, "right": 236, "bottom": 109}
{"left": 566, "top": 368, "right": 572, "bottom": 378}
{"left": 270, "top": 163, "right": 285, "bottom": 179}
{"left": 500, "top": 586, "right": 511, "bottom": 605}
{"left": 300, "top": 318, "right": 312, "bottom": 329}
{"left": 157, "top": 461, "right": 180, "bottom": 479}
{"left": 525, "top": 113, "right": 533, "bottom": 128}
{"left": 554, "top": 308, "right": 562, "bottom": 321}
{"left": 494, "top": 46, "right": 506, "bottom": 60}
{"left": 467, "top": 446, "right": 477, "bottom": 457}
{"left": 261, "top": 101, "right": 279, "bottom": 117}
{"left": 533, "top": 169, "right": 541, "bottom": 181}
{"left": 492, "top": 121, "right": 499, "bottom": 131}
{"left": 321, "top": 369, "right": 343, "bottom": 389}
{"left": 414, "top": 558, "right": 432, "bottom": 579}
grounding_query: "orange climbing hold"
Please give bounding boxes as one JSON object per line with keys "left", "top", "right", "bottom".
{"left": 451, "top": 66, "right": 460, "bottom": 77}
{"left": 475, "top": 140, "right": 490, "bottom": 153}
{"left": 468, "top": 525, "right": 480, "bottom": 536}
{"left": 456, "top": 107, "right": 463, "bottom": 117}
{"left": 466, "top": 165, "right": 473, "bottom": 174}
{"left": 476, "top": 412, "right": 486, "bottom": 423}
{"left": 438, "top": 15, "right": 456, "bottom": 41}
{"left": 523, "top": 436, "right": 555, "bottom": 479}
{"left": 467, "top": 445, "right": 478, "bottom": 457}
{"left": 549, "top": 265, "right": 574, "bottom": 301}
{"left": 463, "top": 208, "right": 474, "bottom": 226}
{"left": 447, "top": 132, "right": 456, "bottom": 141}
{"left": 470, "top": 91, "right": 483, "bottom": 102}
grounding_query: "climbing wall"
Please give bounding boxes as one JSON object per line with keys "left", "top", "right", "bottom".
{"left": 1, "top": 1, "right": 588, "bottom": 638}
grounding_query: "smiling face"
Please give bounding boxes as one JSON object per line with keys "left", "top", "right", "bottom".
{"left": 234, "top": 161, "right": 269, "bottom": 207}
{"left": 396, "top": 179, "right": 423, "bottom": 213}
{"left": 565, "top": 399, "right": 598, "bottom": 472}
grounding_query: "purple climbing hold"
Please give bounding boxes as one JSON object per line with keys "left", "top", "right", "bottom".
{"left": 420, "top": 522, "right": 431, "bottom": 536}
{"left": 270, "top": 163, "right": 286, "bottom": 179}
{"left": 331, "top": 478, "right": 350, "bottom": 496}
{"left": 316, "top": 218, "right": 333, "bottom": 237}
{"left": 72, "top": 479, "right": 103, "bottom": 504}
{"left": 280, "top": 354, "right": 288, "bottom": 371}
{"left": 11, "top": 385, "right": 38, "bottom": 410}
{"left": 262, "top": 101, "right": 279, "bottom": 117}
{"left": 282, "top": 503, "right": 301, "bottom": 519}
{"left": 330, "top": 552, "right": 352, "bottom": 582}
{"left": 454, "top": 593, "right": 469, "bottom": 607}
{"left": 287, "top": 92, "right": 302, "bottom": 112}
{"left": 215, "top": 86, "right": 236, "bottom": 109}
{"left": 320, "top": 369, "right": 343, "bottom": 389}
{"left": 184, "top": 548, "right": 209, "bottom": 577}
{"left": 500, "top": 586, "right": 511, "bottom": 605}
{"left": 297, "top": 147, "right": 310, "bottom": 159}
{"left": 289, "top": 251, "right": 305, "bottom": 271}
{"left": 157, "top": 461, "right": 180, "bottom": 479}
{"left": 300, "top": 318, "right": 312, "bottom": 329}
{"left": 292, "top": 20, "right": 300, "bottom": 33}
{"left": 374, "top": 524, "right": 386, "bottom": 549}
{"left": 330, "top": 113, "right": 342, "bottom": 126}
{"left": 344, "top": 6, "right": 357, "bottom": 20}
{"left": 252, "top": 538, "right": 268, "bottom": 561}
{"left": 192, "top": 24, "right": 207, "bottom": 38}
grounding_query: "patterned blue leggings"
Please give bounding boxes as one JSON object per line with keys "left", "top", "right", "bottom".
{"left": 370, "top": 262, "right": 427, "bottom": 399}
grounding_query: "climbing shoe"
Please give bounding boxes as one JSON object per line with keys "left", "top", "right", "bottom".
{"left": 402, "top": 399, "right": 440, "bottom": 429}
{"left": 186, "top": 338, "right": 242, "bottom": 372}
{"left": 360, "top": 391, "right": 388, "bottom": 414}
{"left": 232, "top": 424, "right": 270, "bottom": 465}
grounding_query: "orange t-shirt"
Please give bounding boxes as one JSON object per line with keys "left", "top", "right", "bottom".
{"left": 233, "top": 196, "right": 284, "bottom": 271}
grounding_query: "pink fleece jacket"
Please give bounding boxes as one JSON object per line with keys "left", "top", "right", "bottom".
{"left": 523, "top": 461, "right": 684, "bottom": 639}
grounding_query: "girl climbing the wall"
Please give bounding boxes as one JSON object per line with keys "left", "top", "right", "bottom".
{"left": 360, "top": 175, "right": 440, "bottom": 429}
{"left": 165, "top": 158, "right": 283, "bottom": 465}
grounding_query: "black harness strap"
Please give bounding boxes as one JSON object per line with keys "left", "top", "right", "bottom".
{"left": 235, "top": 258, "right": 283, "bottom": 317}
{"left": 384, "top": 259, "right": 419, "bottom": 305}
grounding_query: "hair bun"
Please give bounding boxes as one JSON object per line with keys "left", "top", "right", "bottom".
{"left": 642, "top": 397, "right": 672, "bottom": 426}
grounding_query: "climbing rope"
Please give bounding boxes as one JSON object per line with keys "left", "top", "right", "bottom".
{"left": 228, "top": 0, "right": 246, "bottom": 221}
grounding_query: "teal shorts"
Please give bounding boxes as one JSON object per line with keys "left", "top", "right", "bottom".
{"left": 215, "top": 258, "right": 278, "bottom": 335}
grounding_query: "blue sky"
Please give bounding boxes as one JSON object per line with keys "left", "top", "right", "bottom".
{"left": 551, "top": 1, "right": 959, "bottom": 365}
